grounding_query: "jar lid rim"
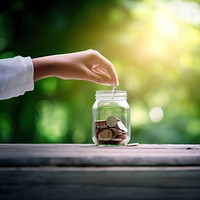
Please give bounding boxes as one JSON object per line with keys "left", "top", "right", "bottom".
{"left": 95, "top": 90, "right": 127, "bottom": 98}
{"left": 96, "top": 90, "right": 127, "bottom": 93}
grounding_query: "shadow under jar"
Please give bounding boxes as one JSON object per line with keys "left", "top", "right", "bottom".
{"left": 92, "top": 90, "right": 131, "bottom": 146}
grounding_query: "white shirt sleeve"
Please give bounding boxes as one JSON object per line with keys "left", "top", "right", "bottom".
{"left": 0, "top": 56, "right": 34, "bottom": 100}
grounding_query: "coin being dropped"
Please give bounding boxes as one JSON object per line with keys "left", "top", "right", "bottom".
{"left": 112, "top": 85, "right": 116, "bottom": 100}
{"left": 98, "top": 129, "right": 113, "bottom": 141}
{"left": 117, "top": 121, "right": 128, "bottom": 132}
{"left": 106, "top": 116, "right": 118, "bottom": 127}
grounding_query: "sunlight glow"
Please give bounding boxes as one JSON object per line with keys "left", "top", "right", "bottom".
{"left": 155, "top": 12, "right": 178, "bottom": 37}
{"left": 171, "top": 1, "right": 200, "bottom": 25}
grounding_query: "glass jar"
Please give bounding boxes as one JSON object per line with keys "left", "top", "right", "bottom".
{"left": 92, "top": 90, "right": 131, "bottom": 146}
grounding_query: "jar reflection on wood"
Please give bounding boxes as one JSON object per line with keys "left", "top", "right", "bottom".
{"left": 92, "top": 90, "right": 131, "bottom": 146}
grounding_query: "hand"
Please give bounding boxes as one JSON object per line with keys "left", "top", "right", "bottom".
{"left": 33, "top": 49, "right": 119, "bottom": 86}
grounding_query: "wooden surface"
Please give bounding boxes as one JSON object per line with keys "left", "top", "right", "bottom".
{"left": 0, "top": 144, "right": 200, "bottom": 166}
{"left": 0, "top": 144, "right": 200, "bottom": 200}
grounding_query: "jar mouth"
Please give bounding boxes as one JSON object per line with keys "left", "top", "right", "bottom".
{"left": 95, "top": 90, "right": 127, "bottom": 99}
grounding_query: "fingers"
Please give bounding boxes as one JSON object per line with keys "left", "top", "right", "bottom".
{"left": 91, "top": 64, "right": 112, "bottom": 79}
{"left": 88, "top": 71, "right": 115, "bottom": 86}
{"left": 91, "top": 52, "right": 119, "bottom": 86}
{"left": 99, "top": 53, "right": 119, "bottom": 86}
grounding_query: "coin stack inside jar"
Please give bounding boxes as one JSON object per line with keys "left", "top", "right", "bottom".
{"left": 95, "top": 116, "right": 128, "bottom": 145}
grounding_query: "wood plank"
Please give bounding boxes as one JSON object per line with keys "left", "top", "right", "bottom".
{"left": 0, "top": 144, "right": 200, "bottom": 167}
{"left": 1, "top": 166, "right": 200, "bottom": 188}
{"left": 0, "top": 144, "right": 200, "bottom": 200}
{"left": 0, "top": 167, "right": 200, "bottom": 200}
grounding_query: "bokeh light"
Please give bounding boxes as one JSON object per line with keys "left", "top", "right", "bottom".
{"left": 149, "top": 107, "right": 164, "bottom": 123}
{"left": 36, "top": 100, "right": 68, "bottom": 142}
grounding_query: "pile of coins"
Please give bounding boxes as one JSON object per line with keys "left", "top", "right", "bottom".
{"left": 95, "top": 116, "right": 128, "bottom": 145}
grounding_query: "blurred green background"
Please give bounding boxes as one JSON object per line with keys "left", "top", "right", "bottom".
{"left": 0, "top": 0, "right": 200, "bottom": 144}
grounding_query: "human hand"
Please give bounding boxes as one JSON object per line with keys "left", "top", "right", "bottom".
{"left": 33, "top": 49, "right": 119, "bottom": 86}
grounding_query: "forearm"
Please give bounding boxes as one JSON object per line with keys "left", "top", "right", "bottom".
{"left": 32, "top": 54, "right": 82, "bottom": 81}
{"left": 33, "top": 55, "right": 61, "bottom": 81}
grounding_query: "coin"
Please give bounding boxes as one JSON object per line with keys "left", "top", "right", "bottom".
{"left": 111, "top": 138, "right": 122, "bottom": 142}
{"left": 115, "top": 134, "right": 127, "bottom": 140}
{"left": 106, "top": 116, "right": 118, "bottom": 127}
{"left": 117, "top": 121, "right": 128, "bottom": 132}
{"left": 98, "top": 129, "right": 113, "bottom": 141}
{"left": 109, "top": 128, "right": 118, "bottom": 137}
{"left": 95, "top": 116, "right": 128, "bottom": 145}
{"left": 95, "top": 120, "right": 107, "bottom": 129}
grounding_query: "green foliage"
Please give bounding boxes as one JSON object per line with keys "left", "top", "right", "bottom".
{"left": 0, "top": 0, "right": 200, "bottom": 144}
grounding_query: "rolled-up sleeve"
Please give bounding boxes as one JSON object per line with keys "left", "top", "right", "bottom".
{"left": 0, "top": 56, "right": 34, "bottom": 100}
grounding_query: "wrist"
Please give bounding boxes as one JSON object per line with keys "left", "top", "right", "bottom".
{"left": 33, "top": 55, "right": 60, "bottom": 81}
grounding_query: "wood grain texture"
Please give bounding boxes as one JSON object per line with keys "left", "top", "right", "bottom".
{"left": 0, "top": 167, "right": 200, "bottom": 200}
{"left": 0, "top": 144, "right": 200, "bottom": 200}
{"left": 0, "top": 144, "right": 200, "bottom": 166}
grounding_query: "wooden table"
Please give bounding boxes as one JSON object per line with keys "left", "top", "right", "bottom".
{"left": 0, "top": 144, "right": 200, "bottom": 200}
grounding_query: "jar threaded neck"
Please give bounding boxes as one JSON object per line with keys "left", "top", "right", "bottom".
{"left": 95, "top": 90, "right": 127, "bottom": 100}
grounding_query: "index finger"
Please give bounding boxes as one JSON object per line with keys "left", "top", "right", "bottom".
{"left": 96, "top": 52, "right": 119, "bottom": 86}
